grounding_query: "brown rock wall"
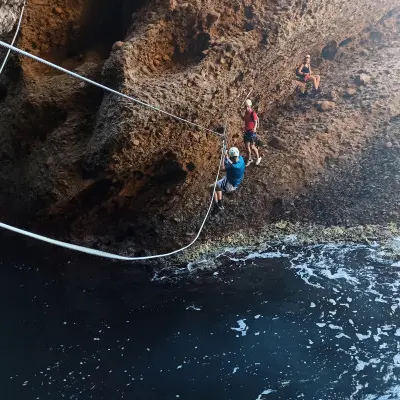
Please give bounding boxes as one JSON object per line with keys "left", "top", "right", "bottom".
{"left": 81, "top": 1, "right": 400, "bottom": 238}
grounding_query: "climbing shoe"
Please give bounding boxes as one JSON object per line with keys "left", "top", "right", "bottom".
{"left": 256, "top": 157, "right": 262, "bottom": 166}
{"left": 246, "top": 158, "right": 254, "bottom": 167}
{"left": 218, "top": 201, "right": 225, "bottom": 210}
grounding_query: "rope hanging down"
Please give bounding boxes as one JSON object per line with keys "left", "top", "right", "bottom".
{"left": 0, "top": 2, "right": 25, "bottom": 74}
{"left": 0, "top": 40, "right": 222, "bottom": 137}
{"left": 0, "top": 139, "right": 225, "bottom": 260}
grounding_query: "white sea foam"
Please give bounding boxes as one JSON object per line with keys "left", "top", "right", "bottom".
{"left": 255, "top": 389, "right": 276, "bottom": 399}
{"left": 393, "top": 354, "right": 400, "bottom": 365}
{"left": 356, "top": 331, "right": 372, "bottom": 341}
{"left": 391, "top": 261, "right": 400, "bottom": 267}
{"left": 320, "top": 268, "right": 360, "bottom": 284}
{"left": 186, "top": 305, "right": 202, "bottom": 311}
{"left": 336, "top": 333, "right": 351, "bottom": 339}
{"left": 356, "top": 359, "right": 369, "bottom": 372}
{"left": 228, "top": 251, "right": 289, "bottom": 263}
{"left": 231, "top": 320, "right": 248, "bottom": 337}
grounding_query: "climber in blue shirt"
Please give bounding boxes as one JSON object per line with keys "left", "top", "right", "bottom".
{"left": 213, "top": 147, "right": 245, "bottom": 211}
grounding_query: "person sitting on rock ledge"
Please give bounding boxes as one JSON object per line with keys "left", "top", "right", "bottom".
{"left": 243, "top": 99, "right": 262, "bottom": 167}
{"left": 212, "top": 147, "right": 245, "bottom": 212}
{"left": 296, "top": 54, "right": 321, "bottom": 95}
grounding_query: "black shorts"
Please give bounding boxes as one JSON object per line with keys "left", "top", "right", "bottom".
{"left": 244, "top": 131, "right": 257, "bottom": 144}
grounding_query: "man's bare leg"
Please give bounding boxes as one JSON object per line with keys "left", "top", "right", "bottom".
{"left": 246, "top": 142, "right": 252, "bottom": 160}
{"left": 251, "top": 144, "right": 259, "bottom": 160}
{"left": 214, "top": 190, "right": 222, "bottom": 202}
{"left": 252, "top": 143, "right": 262, "bottom": 165}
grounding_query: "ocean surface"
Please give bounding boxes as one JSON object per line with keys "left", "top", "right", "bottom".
{"left": 1, "top": 233, "right": 400, "bottom": 400}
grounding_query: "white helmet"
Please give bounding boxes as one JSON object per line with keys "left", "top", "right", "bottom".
{"left": 245, "top": 99, "right": 252, "bottom": 106}
{"left": 228, "top": 147, "right": 240, "bottom": 157}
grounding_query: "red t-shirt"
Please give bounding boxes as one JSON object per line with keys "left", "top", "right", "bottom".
{"left": 244, "top": 109, "right": 258, "bottom": 131}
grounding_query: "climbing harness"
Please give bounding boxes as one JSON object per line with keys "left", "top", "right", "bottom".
{"left": 0, "top": 2, "right": 25, "bottom": 74}
{"left": 0, "top": 24, "right": 229, "bottom": 260}
{"left": 0, "top": 41, "right": 223, "bottom": 137}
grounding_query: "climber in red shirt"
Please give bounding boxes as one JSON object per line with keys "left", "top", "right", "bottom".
{"left": 243, "top": 99, "right": 261, "bottom": 167}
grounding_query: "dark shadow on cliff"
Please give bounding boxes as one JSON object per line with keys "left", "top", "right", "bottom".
{"left": 287, "top": 120, "right": 400, "bottom": 226}
{"left": 67, "top": 0, "right": 149, "bottom": 59}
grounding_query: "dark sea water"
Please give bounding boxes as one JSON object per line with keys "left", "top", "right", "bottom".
{"left": 1, "top": 233, "right": 400, "bottom": 400}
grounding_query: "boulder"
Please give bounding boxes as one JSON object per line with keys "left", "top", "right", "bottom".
{"left": 317, "top": 133, "right": 330, "bottom": 143}
{"left": 206, "top": 11, "right": 220, "bottom": 27}
{"left": 355, "top": 73, "right": 371, "bottom": 86}
{"left": 317, "top": 101, "right": 336, "bottom": 112}
{"left": 343, "top": 88, "right": 357, "bottom": 98}
{"left": 321, "top": 40, "right": 338, "bottom": 60}
{"left": 268, "top": 136, "right": 287, "bottom": 150}
{"left": 327, "top": 89, "right": 339, "bottom": 101}
{"left": 112, "top": 41, "right": 124, "bottom": 51}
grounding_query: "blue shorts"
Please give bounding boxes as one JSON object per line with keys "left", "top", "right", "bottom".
{"left": 244, "top": 131, "right": 256, "bottom": 144}
{"left": 216, "top": 177, "right": 238, "bottom": 193}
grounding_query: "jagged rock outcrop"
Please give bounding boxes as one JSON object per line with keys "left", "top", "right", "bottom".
{"left": 0, "top": 0, "right": 23, "bottom": 36}
{"left": 0, "top": 0, "right": 400, "bottom": 253}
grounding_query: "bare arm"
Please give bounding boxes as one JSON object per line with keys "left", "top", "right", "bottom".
{"left": 221, "top": 151, "right": 231, "bottom": 171}
{"left": 297, "top": 64, "right": 305, "bottom": 75}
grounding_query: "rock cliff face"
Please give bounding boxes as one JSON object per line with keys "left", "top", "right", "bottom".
{"left": 0, "top": 0, "right": 400, "bottom": 254}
